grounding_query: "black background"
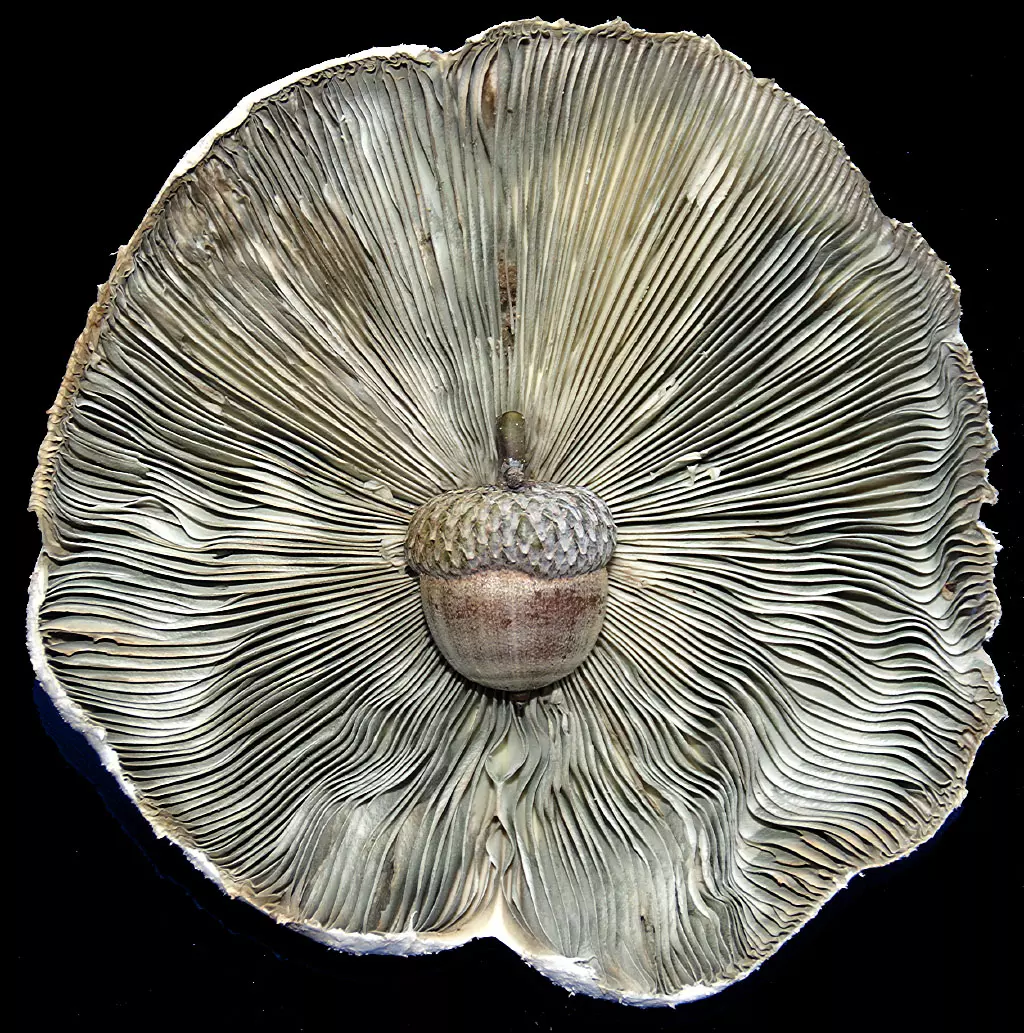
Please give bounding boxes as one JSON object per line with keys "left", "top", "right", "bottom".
{"left": 16, "top": 8, "right": 1017, "bottom": 1031}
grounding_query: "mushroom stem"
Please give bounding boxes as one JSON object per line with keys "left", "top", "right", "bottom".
{"left": 497, "top": 411, "right": 528, "bottom": 488}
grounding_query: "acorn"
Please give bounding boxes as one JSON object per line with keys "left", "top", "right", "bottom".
{"left": 405, "top": 412, "right": 616, "bottom": 694}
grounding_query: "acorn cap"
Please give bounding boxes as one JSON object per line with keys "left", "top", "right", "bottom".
{"left": 405, "top": 483, "right": 616, "bottom": 579}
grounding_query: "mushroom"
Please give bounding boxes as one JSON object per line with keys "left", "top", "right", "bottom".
{"left": 28, "top": 19, "right": 1002, "bottom": 1006}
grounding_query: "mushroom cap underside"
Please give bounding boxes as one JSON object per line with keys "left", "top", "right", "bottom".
{"left": 28, "top": 19, "right": 1002, "bottom": 1006}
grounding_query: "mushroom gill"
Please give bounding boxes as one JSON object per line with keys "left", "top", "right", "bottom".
{"left": 28, "top": 19, "right": 1002, "bottom": 1006}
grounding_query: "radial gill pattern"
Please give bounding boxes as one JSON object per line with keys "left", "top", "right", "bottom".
{"left": 29, "top": 19, "right": 1001, "bottom": 1005}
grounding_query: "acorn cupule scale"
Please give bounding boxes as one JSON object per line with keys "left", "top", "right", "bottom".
{"left": 405, "top": 480, "right": 617, "bottom": 692}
